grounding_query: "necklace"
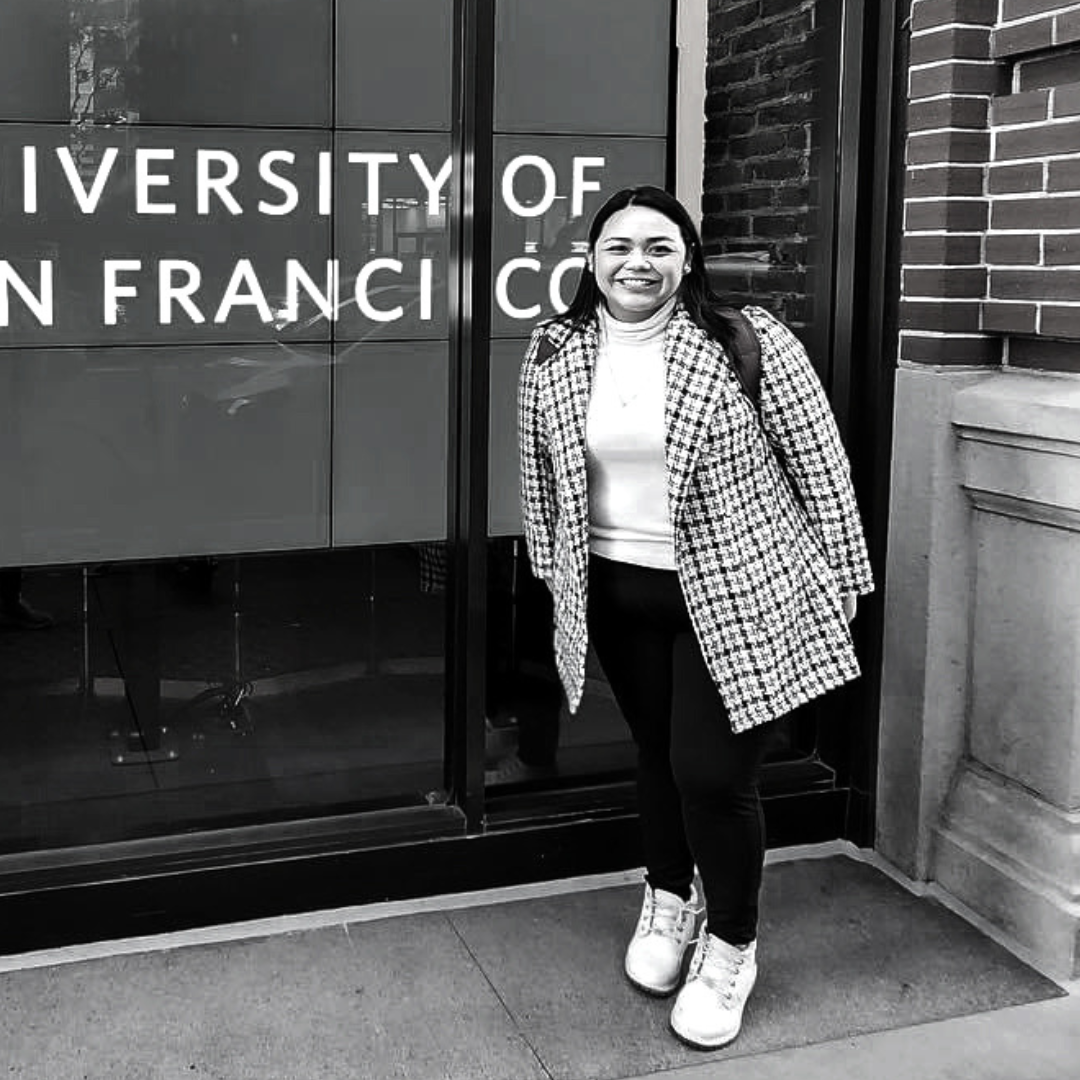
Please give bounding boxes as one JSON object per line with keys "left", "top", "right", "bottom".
{"left": 595, "top": 299, "right": 674, "bottom": 408}
{"left": 602, "top": 348, "right": 645, "bottom": 407}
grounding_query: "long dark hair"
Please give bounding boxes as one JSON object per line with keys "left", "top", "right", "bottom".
{"left": 560, "top": 185, "right": 744, "bottom": 359}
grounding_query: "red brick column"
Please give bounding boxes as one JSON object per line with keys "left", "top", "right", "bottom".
{"left": 983, "top": 1, "right": 1080, "bottom": 372}
{"left": 902, "top": 0, "right": 1080, "bottom": 372}
{"left": 901, "top": 0, "right": 1002, "bottom": 367}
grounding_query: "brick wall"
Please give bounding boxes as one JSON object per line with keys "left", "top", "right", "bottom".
{"left": 903, "top": 0, "right": 1080, "bottom": 372}
{"left": 984, "top": 4, "right": 1080, "bottom": 369}
{"left": 702, "top": 0, "right": 819, "bottom": 326}
{"left": 902, "top": 0, "right": 1002, "bottom": 366}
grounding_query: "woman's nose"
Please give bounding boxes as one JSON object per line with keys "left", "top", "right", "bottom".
{"left": 625, "top": 248, "right": 651, "bottom": 268}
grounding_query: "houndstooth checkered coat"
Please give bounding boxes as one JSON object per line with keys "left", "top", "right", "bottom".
{"left": 518, "top": 303, "right": 874, "bottom": 733}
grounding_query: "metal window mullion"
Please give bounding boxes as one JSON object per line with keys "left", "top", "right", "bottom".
{"left": 445, "top": 0, "right": 496, "bottom": 831}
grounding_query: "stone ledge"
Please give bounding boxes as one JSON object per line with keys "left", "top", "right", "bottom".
{"left": 935, "top": 760, "right": 1080, "bottom": 978}
{"left": 954, "top": 371, "right": 1080, "bottom": 528}
{"left": 953, "top": 369, "right": 1080, "bottom": 445}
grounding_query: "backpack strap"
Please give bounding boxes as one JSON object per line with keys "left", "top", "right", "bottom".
{"left": 730, "top": 307, "right": 804, "bottom": 510}
{"left": 730, "top": 307, "right": 762, "bottom": 413}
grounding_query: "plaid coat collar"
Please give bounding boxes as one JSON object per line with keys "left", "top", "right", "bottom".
{"left": 537, "top": 304, "right": 730, "bottom": 519}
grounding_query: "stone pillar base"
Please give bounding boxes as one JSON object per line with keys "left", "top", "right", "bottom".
{"left": 936, "top": 762, "right": 1080, "bottom": 979}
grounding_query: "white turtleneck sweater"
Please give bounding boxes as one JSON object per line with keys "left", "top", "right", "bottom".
{"left": 585, "top": 297, "right": 677, "bottom": 570}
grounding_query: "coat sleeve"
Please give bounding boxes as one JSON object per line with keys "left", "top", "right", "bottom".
{"left": 746, "top": 306, "right": 874, "bottom": 596}
{"left": 518, "top": 327, "right": 557, "bottom": 583}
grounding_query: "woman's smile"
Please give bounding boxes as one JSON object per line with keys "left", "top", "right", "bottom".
{"left": 591, "top": 205, "right": 688, "bottom": 322}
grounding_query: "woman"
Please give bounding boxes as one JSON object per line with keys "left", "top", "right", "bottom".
{"left": 517, "top": 186, "right": 873, "bottom": 1049}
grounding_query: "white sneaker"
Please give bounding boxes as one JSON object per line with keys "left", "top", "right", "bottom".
{"left": 624, "top": 883, "right": 700, "bottom": 996}
{"left": 670, "top": 929, "right": 757, "bottom": 1049}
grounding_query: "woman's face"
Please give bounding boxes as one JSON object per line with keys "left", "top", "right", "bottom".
{"left": 589, "top": 205, "right": 689, "bottom": 322}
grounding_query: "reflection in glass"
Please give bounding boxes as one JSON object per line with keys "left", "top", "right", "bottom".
{"left": 0, "top": 343, "right": 331, "bottom": 566}
{"left": 68, "top": 0, "right": 142, "bottom": 127}
{"left": 483, "top": 538, "right": 632, "bottom": 790}
{"left": 0, "top": 551, "right": 445, "bottom": 854}
{"left": 700, "top": 1, "right": 835, "bottom": 355}
{"left": 488, "top": 338, "right": 526, "bottom": 537}
{"left": 491, "top": 136, "right": 667, "bottom": 337}
{"left": 333, "top": 132, "right": 452, "bottom": 341}
{"left": 0, "top": 1, "right": 333, "bottom": 128}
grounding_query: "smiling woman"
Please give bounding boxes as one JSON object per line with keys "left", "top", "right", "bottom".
{"left": 517, "top": 184, "right": 873, "bottom": 1051}
{"left": 588, "top": 206, "right": 688, "bottom": 323}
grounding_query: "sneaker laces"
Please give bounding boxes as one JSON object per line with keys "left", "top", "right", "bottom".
{"left": 688, "top": 934, "right": 747, "bottom": 1005}
{"left": 639, "top": 888, "right": 696, "bottom": 941}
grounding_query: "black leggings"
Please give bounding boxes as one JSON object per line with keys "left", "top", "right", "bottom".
{"left": 587, "top": 554, "right": 775, "bottom": 945}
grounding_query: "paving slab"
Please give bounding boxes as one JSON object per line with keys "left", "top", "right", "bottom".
{"left": 630, "top": 993, "right": 1080, "bottom": 1080}
{"left": 0, "top": 915, "right": 547, "bottom": 1080}
{"left": 446, "top": 856, "right": 1064, "bottom": 1080}
{"left": 0, "top": 854, "right": 1065, "bottom": 1080}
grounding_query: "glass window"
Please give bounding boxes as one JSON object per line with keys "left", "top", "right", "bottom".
{"left": 142, "top": 0, "right": 333, "bottom": 127}
{"left": 0, "top": 552, "right": 445, "bottom": 853}
{"left": 336, "top": 0, "right": 453, "bottom": 132}
{"left": 488, "top": 338, "right": 526, "bottom": 537}
{"left": 0, "top": 343, "right": 331, "bottom": 566}
{"left": 0, "top": 1, "right": 333, "bottom": 128}
{"left": 491, "top": 135, "right": 667, "bottom": 338}
{"left": 485, "top": 132, "right": 668, "bottom": 792}
{"left": 0, "top": 0, "right": 70, "bottom": 122}
{"left": 0, "top": 0, "right": 679, "bottom": 849}
{"left": 332, "top": 340, "right": 448, "bottom": 546}
{"left": 0, "top": 125, "right": 334, "bottom": 348}
{"left": 495, "top": 0, "right": 670, "bottom": 136}
{"left": 483, "top": 536, "right": 634, "bottom": 790}
{"left": 333, "top": 132, "right": 452, "bottom": 342}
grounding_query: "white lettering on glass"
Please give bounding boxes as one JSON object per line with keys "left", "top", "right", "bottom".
{"left": 283, "top": 259, "right": 339, "bottom": 324}
{"left": 549, "top": 256, "right": 585, "bottom": 312}
{"left": 0, "top": 261, "right": 53, "bottom": 327}
{"left": 214, "top": 259, "right": 274, "bottom": 324}
{"left": 136, "top": 149, "right": 177, "bottom": 215}
{"left": 346, "top": 152, "right": 399, "bottom": 216}
{"left": 419, "top": 257, "right": 433, "bottom": 321}
{"left": 56, "top": 147, "right": 119, "bottom": 215}
{"left": 410, "top": 154, "right": 452, "bottom": 217}
{"left": 159, "top": 260, "right": 205, "bottom": 324}
{"left": 103, "top": 260, "right": 142, "bottom": 325}
{"left": 501, "top": 156, "right": 557, "bottom": 218}
{"left": 22, "top": 147, "right": 37, "bottom": 214}
{"left": 258, "top": 152, "right": 300, "bottom": 216}
{"left": 571, "top": 157, "right": 605, "bottom": 217}
{"left": 495, "top": 258, "right": 541, "bottom": 319}
{"left": 317, "top": 151, "right": 333, "bottom": 216}
{"left": 354, "top": 258, "right": 405, "bottom": 322}
{"left": 197, "top": 150, "right": 243, "bottom": 215}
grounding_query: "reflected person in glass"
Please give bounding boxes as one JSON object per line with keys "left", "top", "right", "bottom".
{"left": 517, "top": 186, "right": 873, "bottom": 1049}
{"left": 0, "top": 569, "right": 53, "bottom": 632}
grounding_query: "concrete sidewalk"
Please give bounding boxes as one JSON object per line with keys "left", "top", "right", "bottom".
{"left": 0, "top": 843, "right": 1075, "bottom": 1080}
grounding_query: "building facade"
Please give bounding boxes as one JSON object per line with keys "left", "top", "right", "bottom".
{"left": 881, "top": 0, "right": 1080, "bottom": 978}
{"left": 4, "top": 0, "right": 1073, "bottom": 979}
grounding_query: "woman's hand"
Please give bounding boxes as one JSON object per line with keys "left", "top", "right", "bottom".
{"left": 842, "top": 593, "right": 857, "bottom": 623}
